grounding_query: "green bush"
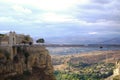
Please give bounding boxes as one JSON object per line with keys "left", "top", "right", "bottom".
{"left": 4, "top": 50, "right": 10, "bottom": 60}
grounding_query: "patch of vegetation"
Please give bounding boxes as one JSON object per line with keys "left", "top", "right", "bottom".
{"left": 17, "top": 47, "right": 30, "bottom": 64}
{"left": 4, "top": 50, "right": 10, "bottom": 60}
{"left": 0, "top": 34, "right": 4, "bottom": 37}
{"left": 17, "top": 47, "right": 22, "bottom": 53}
{"left": 13, "top": 55, "right": 19, "bottom": 63}
{"left": 5, "top": 75, "right": 28, "bottom": 80}
{"left": 22, "top": 48, "right": 29, "bottom": 64}
{"left": 0, "top": 49, "right": 10, "bottom": 60}
{"left": 54, "top": 62, "right": 115, "bottom": 80}
{"left": 5, "top": 70, "right": 31, "bottom": 80}
{"left": 23, "top": 70, "right": 31, "bottom": 76}
{"left": 70, "top": 62, "right": 91, "bottom": 68}
{"left": 36, "top": 38, "right": 45, "bottom": 43}
{"left": 54, "top": 70, "right": 80, "bottom": 80}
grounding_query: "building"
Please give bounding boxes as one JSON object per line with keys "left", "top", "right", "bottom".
{"left": 0, "top": 31, "right": 33, "bottom": 45}
{"left": 0, "top": 31, "right": 33, "bottom": 60}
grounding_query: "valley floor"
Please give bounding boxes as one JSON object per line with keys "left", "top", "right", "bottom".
{"left": 51, "top": 50, "right": 120, "bottom": 80}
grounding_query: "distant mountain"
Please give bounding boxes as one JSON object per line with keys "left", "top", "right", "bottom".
{"left": 44, "top": 37, "right": 120, "bottom": 44}
{"left": 33, "top": 36, "right": 120, "bottom": 45}
{"left": 99, "top": 37, "right": 120, "bottom": 44}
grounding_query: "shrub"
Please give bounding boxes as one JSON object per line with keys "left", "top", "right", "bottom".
{"left": 4, "top": 50, "right": 10, "bottom": 60}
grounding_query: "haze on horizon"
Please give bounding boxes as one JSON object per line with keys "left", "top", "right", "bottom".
{"left": 0, "top": 0, "right": 120, "bottom": 44}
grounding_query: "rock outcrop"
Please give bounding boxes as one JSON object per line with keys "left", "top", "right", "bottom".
{"left": 105, "top": 60, "right": 120, "bottom": 80}
{"left": 113, "top": 60, "right": 120, "bottom": 76}
{"left": 0, "top": 45, "right": 56, "bottom": 80}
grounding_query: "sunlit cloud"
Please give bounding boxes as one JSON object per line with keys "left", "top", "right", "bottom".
{"left": 40, "top": 13, "right": 75, "bottom": 23}
{"left": 88, "top": 32, "right": 98, "bottom": 35}
{"left": 0, "top": 16, "right": 17, "bottom": 22}
{"left": 4, "top": 0, "right": 90, "bottom": 11}
{"left": 12, "top": 5, "right": 32, "bottom": 14}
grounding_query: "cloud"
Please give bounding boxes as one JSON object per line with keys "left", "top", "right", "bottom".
{"left": 91, "top": 0, "right": 112, "bottom": 4}
{"left": 0, "top": 0, "right": 120, "bottom": 43}
{"left": 12, "top": 5, "right": 32, "bottom": 14}
{"left": 5, "top": 0, "right": 89, "bottom": 11}
{"left": 0, "top": 16, "right": 17, "bottom": 22}
{"left": 88, "top": 32, "right": 98, "bottom": 35}
{"left": 0, "top": 30, "right": 10, "bottom": 33}
{"left": 39, "top": 13, "right": 76, "bottom": 23}
{"left": 74, "top": 0, "right": 120, "bottom": 23}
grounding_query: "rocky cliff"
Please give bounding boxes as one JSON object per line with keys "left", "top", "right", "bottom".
{"left": 0, "top": 45, "right": 56, "bottom": 80}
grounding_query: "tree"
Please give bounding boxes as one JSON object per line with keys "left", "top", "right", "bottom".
{"left": 21, "top": 35, "right": 33, "bottom": 45}
{"left": 24, "top": 35, "right": 31, "bottom": 41}
{"left": 0, "top": 34, "right": 4, "bottom": 37}
{"left": 36, "top": 38, "right": 45, "bottom": 43}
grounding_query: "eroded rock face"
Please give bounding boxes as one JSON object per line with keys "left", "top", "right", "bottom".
{"left": 0, "top": 46, "right": 56, "bottom": 80}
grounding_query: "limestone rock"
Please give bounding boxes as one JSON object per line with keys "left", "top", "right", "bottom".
{"left": 0, "top": 46, "right": 56, "bottom": 80}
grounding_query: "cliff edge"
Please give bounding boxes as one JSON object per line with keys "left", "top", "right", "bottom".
{"left": 0, "top": 45, "right": 56, "bottom": 80}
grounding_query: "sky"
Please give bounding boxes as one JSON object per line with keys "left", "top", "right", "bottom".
{"left": 0, "top": 0, "right": 120, "bottom": 44}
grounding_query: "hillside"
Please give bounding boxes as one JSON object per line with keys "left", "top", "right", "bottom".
{"left": 52, "top": 50, "right": 120, "bottom": 80}
{"left": 52, "top": 50, "right": 120, "bottom": 68}
{"left": 44, "top": 36, "right": 120, "bottom": 44}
